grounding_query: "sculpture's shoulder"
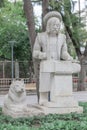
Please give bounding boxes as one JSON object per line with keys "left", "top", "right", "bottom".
{"left": 59, "top": 33, "right": 66, "bottom": 39}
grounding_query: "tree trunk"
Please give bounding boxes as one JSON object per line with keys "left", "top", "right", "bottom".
{"left": 77, "top": 43, "right": 87, "bottom": 91}
{"left": 33, "top": 0, "right": 49, "bottom": 102}
{"left": 77, "top": 56, "right": 86, "bottom": 91}
{"left": 23, "top": 0, "right": 50, "bottom": 102}
{"left": 65, "top": 24, "right": 86, "bottom": 91}
{"left": 61, "top": 15, "right": 87, "bottom": 91}
{"left": 42, "top": 0, "right": 49, "bottom": 31}
{"left": 34, "top": 0, "right": 49, "bottom": 101}
{"left": 23, "top": 0, "right": 40, "bottom": 100}
{"left": 23, "top": 0, "right": 36, "bottom": 50}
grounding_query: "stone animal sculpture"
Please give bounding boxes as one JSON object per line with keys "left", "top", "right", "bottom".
{"left": 2, "top": 80, "right": 26, "bottom": 113}
{"left": 2, "top": 80, "right": 44, "bottom": 118}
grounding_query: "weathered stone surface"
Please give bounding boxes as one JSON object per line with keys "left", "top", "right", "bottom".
{"left": 37, "top": 105, "right": 83, "bottom": 115}
{"left": 2, "top": 80, "right": 25, "bottom": 115}
{"left": 3, "top": 11, "right": 83, "bottom": 118}
{"left": 3, "top": 104, "right": 44, "bottom": 118}
{"left": 2, "top": 80, "right": 44, "bottom": 118}
{"left": 33, "top": 11, "right": 83, "bottom": 114}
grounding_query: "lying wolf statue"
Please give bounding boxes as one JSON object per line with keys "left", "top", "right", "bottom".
{"left": 2, "top": 80, "right": 27, "bottom": 116}
{"left": 2, "top": 80, "right": 43, "bottom": 118}
{"left": 4, "top": 80, "right": 26, "bottom": 105}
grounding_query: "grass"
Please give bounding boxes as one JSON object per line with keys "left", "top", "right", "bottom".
{"left": 0, "top": 102, "right": 87, "bottom": 130}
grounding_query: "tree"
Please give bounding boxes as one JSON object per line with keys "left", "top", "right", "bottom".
{"left": 42, "top": 0, "right": 49, "bottom": 30}
{"left": 0, "top": 0, "right": 4, "bottom": 7}
{"left": 23, "top": 0, "right": 40, "bottom": 100}
{"left": 23, "top": 0, "right": 36, "bottom": 51}
{"left": 0, "top": 0, "right": 31, "bottom": 61}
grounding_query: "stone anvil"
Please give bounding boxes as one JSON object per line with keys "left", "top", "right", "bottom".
{"left": 39, "top": 60, "right": 83, "bottom": 114}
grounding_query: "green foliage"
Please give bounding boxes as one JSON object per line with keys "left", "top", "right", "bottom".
{"left": 0, "top": 102, "right": 87, "bottom": 129}
{"left": 0, "top": 0, "right": 4, "bottom": 7}
{"left": 0, "top": 0, "right": 32, "bottom": 61}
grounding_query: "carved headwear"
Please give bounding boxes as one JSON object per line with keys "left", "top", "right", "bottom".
{"left": 43, "top": 11, "right": 62, "bottom": 26}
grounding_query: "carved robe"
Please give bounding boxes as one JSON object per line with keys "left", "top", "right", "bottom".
{"left": 33, "top": 32, "right": 72, "bottom": 92}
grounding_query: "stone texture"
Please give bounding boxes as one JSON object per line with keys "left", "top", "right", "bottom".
{"left": 33, "top": 11, "right": 83, "bottom": 114}
{"left": 3, "top": 11, "right": 83, "bottom": 118}
{"left": 2, "top": 80, "right": 26, "bottom": 117}
{"left": 38, "top": 105, "right": 83, "bottom": 115}
{"left": 3, "top": 104, "right": 44, "bottom": 118}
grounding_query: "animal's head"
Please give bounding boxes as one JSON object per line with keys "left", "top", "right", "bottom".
{"left": 10, "top": 80, "right": 25, "bottom": 94}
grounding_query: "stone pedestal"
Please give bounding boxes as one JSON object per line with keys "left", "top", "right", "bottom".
{"left": 2, "top": 61, "right": 83, "bottom": 118}
{"left": 3, "top": 104, "right": 44, "bottom": 118}
{"left": 37, "top": 105, "right": 83, "bottom": 115}
{"left": 39, "top": 61, "right": 83, "bottom": 114}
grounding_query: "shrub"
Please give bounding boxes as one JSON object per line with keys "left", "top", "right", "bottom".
{"left": 0, "top": 102, "right": 87, "bottom": 130}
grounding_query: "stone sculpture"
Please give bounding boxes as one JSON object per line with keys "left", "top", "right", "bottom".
{"left": 2, "top": 80, "right": 43, "bottom": 118}
{"left": 33, "top": 11, "right": 83, "bottom": 114}
{"left": 3, "top": 11, "right": 83, "bottom": 117}
{"left": 2, "top": 80, "right": 26, "bottom": 116}
{"left": 4, "top": 80, "right": 26, "bottom": 105}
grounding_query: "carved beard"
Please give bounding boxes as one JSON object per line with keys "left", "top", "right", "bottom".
{"left": 46, "top": 17, "right": 61, "bottom": 35}
{"left": 46, "top": 25, "right": 60, "bottom": 35}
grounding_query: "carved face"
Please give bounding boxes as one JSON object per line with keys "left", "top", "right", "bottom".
{"left": 46, "top": 17, "right": 61, "bottom": 34}
{"left": 11, "top": 80, "right": 25, "bottom": 94}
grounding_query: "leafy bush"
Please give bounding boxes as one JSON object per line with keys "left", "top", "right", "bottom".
{"left": 0, "top": 102, "right": 87, "bottom": 130}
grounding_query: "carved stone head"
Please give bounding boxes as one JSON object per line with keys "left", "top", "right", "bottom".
{"left": 43, "top": 11, "right": 62, "bottom": 34}
{"left": 46, "top": 17, "right": 61, "bottom": 34}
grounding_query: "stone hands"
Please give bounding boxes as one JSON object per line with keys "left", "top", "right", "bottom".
{"left": 39, "top": 52, "right": 47, "bottom": 60}
{"left": 71, "top": 59, "right": 80, "bottom": 63}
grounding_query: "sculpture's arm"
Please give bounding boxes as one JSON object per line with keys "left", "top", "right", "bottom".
{"left": 33, "top": 33, "right": 46, "bottom": 60}
{"left": 61, "top": 35, "right": 73, "bottom": 61}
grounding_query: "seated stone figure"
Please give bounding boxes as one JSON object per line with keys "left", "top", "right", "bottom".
{"left": 3, "top": 80, "right": 44, "bottom": 117}
{"left": 33, "top": 11, "right": 80, "bottom": 105}
{"left": 2, "top": 80, "right": 26, "bottom": 115}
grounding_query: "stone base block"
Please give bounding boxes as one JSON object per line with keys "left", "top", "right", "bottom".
{"left": 2, "top": 104, "right": 44, "bottom": 118}
{"left": 43, "top": 96, "right": 78, "bottom": 108}
{"left": 38, "top": 105, "right": 83, "bottom": 115}
{"left": 2, "top": 103, "right": 83, "bottom": 118}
